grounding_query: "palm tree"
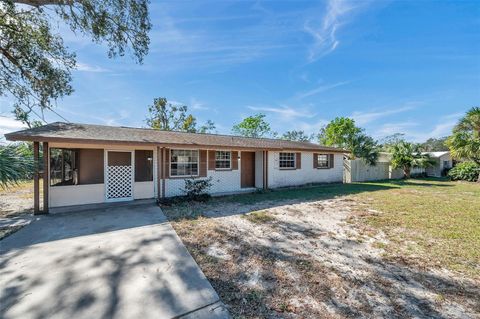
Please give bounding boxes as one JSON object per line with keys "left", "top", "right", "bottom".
{"left": 0, "top": 144, "right": 34, "bottom": 189}
{"left": 447, "top": 107, "right": 480, "bottom": 182}
{"left": 390, "top": 141, "right": 435, "bottom": 179}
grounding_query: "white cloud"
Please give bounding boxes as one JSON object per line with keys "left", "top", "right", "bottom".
{"left": 0, "top": 116, "right": 26, "bottom": 140}
{"left": 247, "top": 105, "right": 313, "bottom": 120}
{"left": 76, "top": 62, "right": 109, "bottom": 73}
{"left": 304, "top": 0, "right": 364, "bottom": 61}
{"left": 190, "top": 98, "right": 209, "bottom": 111}
{"left": 296, "top": 81, "right": 349, "bottom": 99}
{"left": 375, "top": 121, "right": 419, "bottom": 138}
{"left": 56, "top": 106, "right": 130, "bottom": 127}
{"left": 297, "top": 118, "right": 330, "bottom": 135}
{"left": 351, "top": 105, "right": 416, "bottom": 125}
{"left": 429, "top": 113, "right": 461, "bottom": 137}
{"left": 373, "top": 112, "right": 462, "bottom": 142}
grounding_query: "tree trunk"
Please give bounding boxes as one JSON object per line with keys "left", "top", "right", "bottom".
{"left": 404, "top": 167, "right": 411, "bottom": 179}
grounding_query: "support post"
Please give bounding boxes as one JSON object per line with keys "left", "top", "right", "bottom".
{"left": 161, "top": 147, "right": 166, "bottom": 198}
{"left": 156, "top": 146, "right": 161, "bottom": 200}
{"left": 43, "top": 142, "right": 49, "bottom": 213}
{"left": 33, "top": 141, "right": 40, "bottom": 214}
{"left": 263, "top": 150, "right": 268, "bottom": 190}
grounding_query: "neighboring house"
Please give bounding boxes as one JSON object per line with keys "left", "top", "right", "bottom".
{"left": 423, "top": 151, "right": 453, "bottom": 177}
{"left": 379, "top": 151, "right": 453, "bottom": 177}
{"left": 5, "top": 122, "right": 344, "bottom": 213}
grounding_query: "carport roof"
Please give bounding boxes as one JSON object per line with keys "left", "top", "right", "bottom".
{"left": 5, "top": 122, "right": 345, "bottom": 152}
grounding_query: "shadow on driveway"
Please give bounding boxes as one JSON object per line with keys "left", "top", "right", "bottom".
{"left": 0, "top": 204, "right": 229, "bottom": 319}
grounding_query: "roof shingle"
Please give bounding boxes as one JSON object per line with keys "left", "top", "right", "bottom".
{"left": 5, "top": 122, "right": 345, "bottom": 152}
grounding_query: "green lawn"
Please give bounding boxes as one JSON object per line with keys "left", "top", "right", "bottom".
{"left": 165, "top": 178, "right": 480, "bottom": 278}
{"left": 352, "top": 178, "right": 480, "bottom": 277}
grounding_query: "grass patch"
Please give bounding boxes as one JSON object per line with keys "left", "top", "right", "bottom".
{"left": 0, "top": 180, "right": 35, "bottom": 195}
{"left": 352, "top": 178, "right": 480, "bottom": 277}
{"left": 242, "top": 210, "right": 276, "bottom": 224}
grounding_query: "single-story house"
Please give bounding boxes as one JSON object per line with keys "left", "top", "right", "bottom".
{"left": 5, "top": 122, "right": 345, "bottom": 214}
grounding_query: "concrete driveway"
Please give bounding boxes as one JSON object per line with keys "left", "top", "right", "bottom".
{"left": 0, "top": 203, "right": 229, "bottom": 319}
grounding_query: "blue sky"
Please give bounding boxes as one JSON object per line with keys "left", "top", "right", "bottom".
{"left": 1, "top": 0, "right": 479, "bottom": 142}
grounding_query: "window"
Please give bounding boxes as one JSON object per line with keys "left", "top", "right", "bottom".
{"left": 170, "top": 150, "right": 199, "bottom": 176}
{"left": 50, "top": 148, "right": 79, "bottom": 186}
{"left": 135, "top": 150, "right": 153, "bottom": 182}
{"left": 317, "top": 154, "right": 329, "bottom": 168}
{"left": 279, "top": 152, "right": 295, "bottom": 169}
{"left": 443, "top": 160, "right": 450, "bottom": 168}
{"left": 215, "top": 151, "right": 231, "bottom": 169}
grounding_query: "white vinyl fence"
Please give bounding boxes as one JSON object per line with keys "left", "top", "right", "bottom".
{"left": 344, "top": 159, "right": 404, "bottom": 183}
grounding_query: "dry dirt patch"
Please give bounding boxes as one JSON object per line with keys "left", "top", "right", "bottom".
{"left": 0, "top": 181, "right": 35, "bottom": 239}
{"left": 0, "top": 181, "right": 36, "bottom": 218}
{"left": 164, "top": 197, "right": 480, "bottom": 318}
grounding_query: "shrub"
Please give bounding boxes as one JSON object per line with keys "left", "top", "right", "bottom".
{"left": 448, "top": 162, "right": 480, "bottom": 182}
{"left": 183, "top": 177, "right": 213, "bottom": 200}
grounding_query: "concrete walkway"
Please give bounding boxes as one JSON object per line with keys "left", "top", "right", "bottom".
{"left": 0, "top": 203, "right": 229, "bottom": 319}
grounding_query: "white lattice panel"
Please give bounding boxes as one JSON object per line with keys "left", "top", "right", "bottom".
{"left": 107, "top": 165, "right": 133, "bottom": 199}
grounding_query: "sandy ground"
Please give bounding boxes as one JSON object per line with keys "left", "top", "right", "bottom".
{"left": 167, "top": 197, "right": 480, "bottom": 318}
{"left": 0, "top": 182, "right": 35, "bottom": 218}
{"left": 0, "top": 182, "right": 35, "bottom": 239}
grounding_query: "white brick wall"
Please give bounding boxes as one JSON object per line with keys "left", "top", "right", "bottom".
{"left": 164, "top": 151, "right": 243, "bottom": 197}
{"left": 163, "top": 151, "right": 344, "bottom": 197}
{"left": 268, "top": 152, "right": 343, "bottom": 188}
{"left": 164, "top": 168, "right": 242, "bottom": 197}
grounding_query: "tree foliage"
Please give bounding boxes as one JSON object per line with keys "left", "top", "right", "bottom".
{"left": 280, "top": 130, "right": 313, "bottom": 142}
{"left": 447, "top": 107, "right": 480, "bottom": 181}
{"left": 379, "top": 133, "right": 406, "bottom": 151}
{"left": 390, "top": 141, "right": 435, "bottom": 179}
{"left": 232, "top": 114, "right": 272, "bottom": 138}
{"left": 1, "top": 0, "right": 151, "bottom": 127}
{"left": 146, "top": 97, "right": 216, "bottom": 133}
{"left": 0, "top": 143, "right": 34, "bottom": 189}
{"left": 419, "top": 137, "right": 449, "bottom": 152}
{"left": 318, "top": 117, "right": 379, "bottom": 165}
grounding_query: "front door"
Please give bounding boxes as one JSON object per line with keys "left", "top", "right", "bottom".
{"left": 106, "top": 151, "right": 134, "bottom": 201}
{"left": 241, "top": 152, "right": 255, "bottom": 188}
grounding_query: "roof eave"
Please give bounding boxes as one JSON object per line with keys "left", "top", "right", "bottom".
{"left": 5, "top": 133, "right": 345, "bottom": 153}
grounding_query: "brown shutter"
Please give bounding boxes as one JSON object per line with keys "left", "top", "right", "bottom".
{"left": 296, "top": 152, "right": 301, "bottom": 169}
{"left": 313, "top": 153, "right": 318, "bottom": 168}
{"left": 164, "top": 148, "right": 170, "bottom": 178}
{"left": 208, "top": 150, "right": 216, "bottom": 170}
{"left": 199, "top": 150, "right": 207, "bottom": 177}
{"left": 329, "top": 154, "right": 334, "bottom": 168}
{"left": 232, "top": 151, "right": 239, "bottom": 170}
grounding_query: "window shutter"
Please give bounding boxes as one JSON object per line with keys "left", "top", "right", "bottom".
{"left": 296, "top": 153, "right": 302, "bottom": 169}
{"left": 164, "top": 148, "right": 170, "bottom": 179}
{"left": 200, "top": 150, "right": 207, "bottom": 177}
{"left": 313, "top": 153, "right": 318, "bottom": 169}
{"left": 329, "top": 154, "right": 335, "bottom": 168}
{"left": 232, "top": 151, "right": 239, "bottom": 170}
{"left": 208, "top": 150, "right": 216, "bottom": 170}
